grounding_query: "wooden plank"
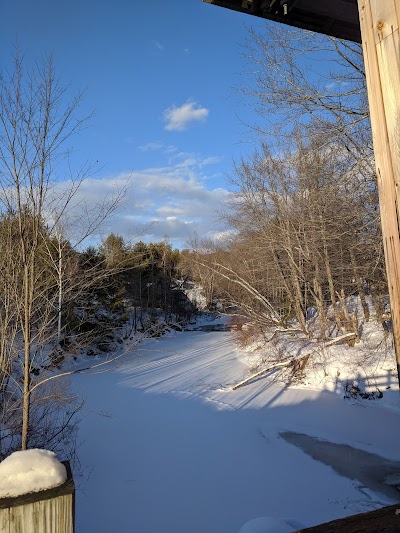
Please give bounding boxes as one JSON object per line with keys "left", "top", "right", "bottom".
{"left": 371, "top": 0, "right": 399, "bottom": 43}
{"left": 6, "top": 494, "right": 73, "bottom": 533}
{"left": 295, "top": 503, "right": 400, "bottom": 532}
{"left": 296, "top": 0, "right": 360, "bottom": 24}
{"left": 0, "top": 508, "right": 10, "bottom": 533}
{"left": 357, "top": 0, "right": 400, "bottom": 380}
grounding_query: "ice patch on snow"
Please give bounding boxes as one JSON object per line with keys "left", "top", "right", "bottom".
{"left": 0, "top": 449, "right": 67, "bottom": 498}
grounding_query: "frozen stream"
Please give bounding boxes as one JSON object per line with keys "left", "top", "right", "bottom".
{"left": 73, "top": 328, "right": 400, "bottom": 533}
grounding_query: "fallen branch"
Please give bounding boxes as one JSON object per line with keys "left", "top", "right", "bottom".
{"left": 324, "top": 333, "right": 357, "bottom": 347}
{"left": 232, "top": 358, "right": 294, "bottom": 390}
{"left": 232, "top": 350, "right": 313, "bottom": 390}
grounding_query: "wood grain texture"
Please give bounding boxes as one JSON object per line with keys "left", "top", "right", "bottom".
{"left": 358, "top": 0, "right": 400, "bottom": 377}
{"left": 0, "top": 494, "right": 73, "bottom": 533}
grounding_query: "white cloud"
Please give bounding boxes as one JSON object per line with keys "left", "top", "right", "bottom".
{"left": 200, "top": 156, "right": 222, "bottom": 166}
{"left": 168, "top": 151, "right": 221, "bottom": 170}
{"left": 207, "top": 229, "right": 237, "bottom": 243}
{"left": 138, "top": 142, "right": 164, "bottom": 152}
{"left": 138, "top": 142, "right": 177, "bottom": 154}
{"left": 57, "top": 157, "right": 231, "bottom": 249}
{"left": 163, "top": 101, "right": 209, "bottom": 131}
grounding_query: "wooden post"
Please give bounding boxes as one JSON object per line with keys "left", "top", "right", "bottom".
{"left": 0, "top": 463, "right": 74, "bottom": 533}
{"left": 357, "top": 0, "right": 400, "bottom": 382}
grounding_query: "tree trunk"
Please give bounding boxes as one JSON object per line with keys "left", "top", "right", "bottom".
{"left": 323, "top": 242, "right": 342, "bottom": 333}
{"left": 350, "top": 249, "right": 370, "bottom": 322}
{"left": 21, "top": 265, "right": 32, "bottom": 450}
{"left": 313, "top": 267, "right": 327, "bottom": 341}
{"left": 57, "top": 242, "right": 63, "bottom": 343}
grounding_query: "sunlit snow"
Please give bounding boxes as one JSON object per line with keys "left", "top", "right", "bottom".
{"left": 73, "top": 317, "right": 400, "bottom": 532}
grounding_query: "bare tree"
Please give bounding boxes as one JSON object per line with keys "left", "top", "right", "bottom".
{"left": 208, "top": 23, "right": 387, "bottom": 344}
{"left": 189, "top": 123, "right": 385, "bottom": 346}
{"left": 0, "top": 52, "right": 124, "bottom": 454}
{"left": 239, "top": 25, "right": 372, "bottom": 172}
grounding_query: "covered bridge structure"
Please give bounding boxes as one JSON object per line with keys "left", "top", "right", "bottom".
{"left": 203, "top": 0, "right": 361, "bottom": 42}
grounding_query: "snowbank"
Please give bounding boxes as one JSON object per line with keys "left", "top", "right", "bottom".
{"left": 0, "top": 449, "right": 67, "bottom": 498}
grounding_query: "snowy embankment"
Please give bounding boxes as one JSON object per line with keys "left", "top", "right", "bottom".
{"left": 73, "top": 316, "right": 400, "bottom": 533}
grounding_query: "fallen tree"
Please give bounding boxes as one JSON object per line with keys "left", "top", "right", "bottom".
{"left": 232, "top": 354, "right": 310, "bottom": 390}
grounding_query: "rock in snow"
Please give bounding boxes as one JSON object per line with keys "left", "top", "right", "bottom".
{"left": 0, "top": 449, "right": 67, "bottom": 498}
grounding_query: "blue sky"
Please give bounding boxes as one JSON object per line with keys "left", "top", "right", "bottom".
{"left": 2, "top": 0, "right": 269, "bottom": 248}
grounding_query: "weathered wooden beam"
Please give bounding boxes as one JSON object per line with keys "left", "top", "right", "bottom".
{"left": 202, "top": 0, "right": 361, "bottom": 42}
{"left": 357, "top": 0, "right": 400, "bottom": 383}
{"left": 295, "top": 502, "right": 400, "bottom": 532}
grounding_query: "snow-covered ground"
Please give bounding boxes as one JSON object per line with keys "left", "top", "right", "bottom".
{"left": 73, "top": 320, "right": 400, "bottom": 533}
